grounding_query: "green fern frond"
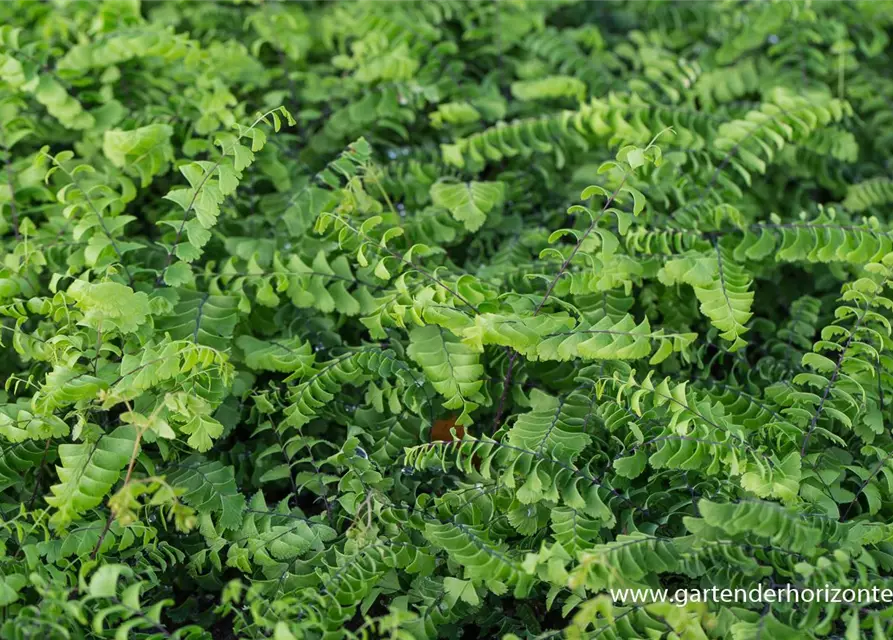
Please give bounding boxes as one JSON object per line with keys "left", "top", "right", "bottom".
{"left": 407, "top": 325, "right": 484, "bottom": 426}
{"left": 844, "top": 177, "right": 893, "bottom": 212}
{"left": 658, "top": 242, "right": 754, "bottom": 351}
{"left": 45, "top": 425, "right": 137, "bottom": 529}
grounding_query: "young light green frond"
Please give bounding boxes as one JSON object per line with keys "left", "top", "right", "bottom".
{"left": 539, "top": 315, "right": 697, "bottom": 365}
{"left": 110, "top": 339, "right": 231, "bottom": 404}
{"left": 569, "top": 534, "right": 679, "bottom": 592}
{"left": 459, "top": 312, "right": 695, "bottom": 365}
{"left": 102, "top": 124, "right": 174, "bottom": 188}
{"left": 407, "top": 325, "right": 484, "bottom": 426}
{"left": 45, "top": 425, "right": 138, "bottom": 529}
{"left": 659, "top": 243, "right": 753, "bottom": 351}
{"left": 429, "top": 181, "right": 505, "bottom": 232}
{"left": 67, "top": 280, "right": 151, "bottom": 335}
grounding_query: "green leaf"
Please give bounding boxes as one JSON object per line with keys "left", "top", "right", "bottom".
{"left": 103, "top": 124, "right": 173, "bottom": 187}
{"left": 430, "top": 181, "right": 505, "bottom": 232}
{"left": 88, "top": 564, "right": 131, "bottom": 598}
{"left": 67, "top": 280, "right": 151, "bottom": 334}
{"left": 443, "top": 577, "right": 480, "bottom": 607}
{"left": 164, "top": 261, "right": 194, "bottom": 287}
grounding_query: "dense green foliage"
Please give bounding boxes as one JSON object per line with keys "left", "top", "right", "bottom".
{"left": 2, "top": 0, "right": 893, "bottom": 637}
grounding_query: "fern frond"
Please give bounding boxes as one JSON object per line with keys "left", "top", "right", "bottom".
{"left": 658, "top": 242, "right": 753, "bottom": 351}
{"left": 407, "top": 325, "right": 484, "bottom": 426}
{"left": 844, "top": 177, "right": 893, "bottom": 212}
{"left": 45, "top": 425, "right": 137, "bottom": 529}
{"left": 166, "top": 458, "right": 245, "bottom": 531}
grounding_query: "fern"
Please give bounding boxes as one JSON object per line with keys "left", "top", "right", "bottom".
{"left": 3, "top": 1, "right": 893, "bottom": 638}
{"left": 45, "top": 425, "right": 137, "bottom": 529}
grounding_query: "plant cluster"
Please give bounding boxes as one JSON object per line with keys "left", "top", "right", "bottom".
{"left": 2, "top": 0, "right": 893, "bottom": 638}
